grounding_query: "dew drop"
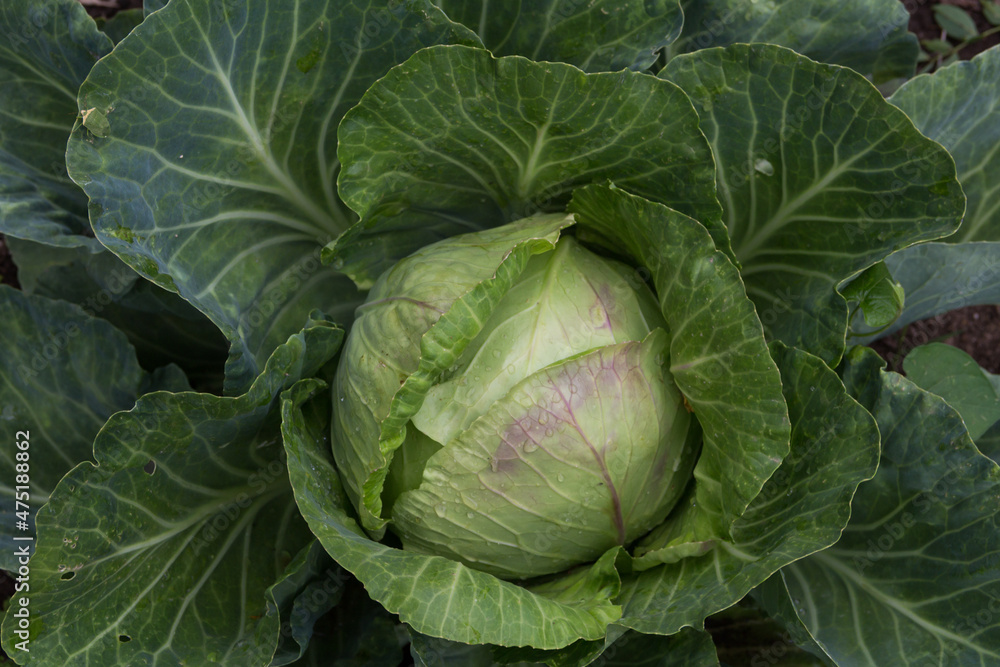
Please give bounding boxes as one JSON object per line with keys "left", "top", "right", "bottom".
{"left": 524, "top": 443, "right": 538, "bottom": 454}
{"left": 545, "top": 428, "right": 554, "bottom": 437}
{"left": 538, "top": 414, "right": 548, "bottom": 425}
{"left": 467, "top": 512, "right": 475, "bottom": 519}
{"left": 557, "top": 474, "right": 565, "bottom": 482}
{"left": 434, "top": 503, "right": 448, "bottom": 517}
{"left": 507, "top": 364, "right": 516, "bottom": 374}
{"left": 754, "top": 158, "right": 774, "bottom": 176}
{"left": 569, "top": 384, "right": 578, "bottom": 394}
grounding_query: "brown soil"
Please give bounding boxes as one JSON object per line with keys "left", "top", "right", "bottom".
{"left": 869, "top": 306, "right": 1000, "bottom": 374}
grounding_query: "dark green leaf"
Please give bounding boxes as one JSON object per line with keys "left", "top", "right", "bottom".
{"left": 0, "top": 318, "right": 344, "bottom": 664}
{"left": 751, "top": 577, "right": 836, "bottom": 665}
{"left": 432, "top": 0, "right": 682, "bottom": 71}
{"left": 706, "top": 597, "right": 833, "bottom": 667}
{"left": 591, "top": 629, "right": 719, "bottom": 666}
{"left": 332, "top": 45, "right": 726, "bottom": 288}
{"left": 663, "top": 44, "right": 964, "bottom": 365}
{"left": 0, "top": 0, "right": 112, "bottom": 247}
{"left": 933, "top": 4, "right": 979, "bottom": 39}
{"left": 65, "top": 0, "right": 479, "bottom": 392}
{"left": 292, "top": 577, "right": 405, "bottom": 667}
{"left": 0, "top": 287, "right": 161, "bottom": 571}
{"left": 782, "top": 367, "right": 1000, "bottom": 665}
{"left": 412, "top": 633, "right": 531, "bottom": 667}
{"left": 978, "top": 419, "right": 1000, "bottom": 464}
{"left": 6, "top": 236, "right": 228, "bottom": 388}
{"left": 670, "top": 0, "right": 919, "bottom": 83}
{"left": 891, "top": 46, "right": 1000, "bottom": 242}
{"left": 144, "top": 0, "right": 168, "bottom": 16}
{"left": 261, "top": 540, "right": 344, "bottom": 666}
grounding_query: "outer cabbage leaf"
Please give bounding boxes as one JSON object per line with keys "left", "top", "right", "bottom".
{"left": 286, "top": 375, "right": 621, "bottom": 650}
{"left": 65, "top": 0, "right": 480, "bottom": 392}
{"left": 781, "top": 347, "right": 1000, "bottom": 666}
{"left": 569, "top": 184, "right": 789, "bottom": 532}
{"left": 0, "top": 0, "right": 111, "bottom": 247}
{"left": 0, "top": 286, "right": 187, "bottom": 572}
{"left": 6, "top": 236, "right": 228, "bottom": 388}
{"left": 432, "top": 0, "right": 682, "bottom": 72}
{"left": 890, "top": 46, "right": 1000, "bottom": 242}
{"left": 663, "top": 44, "right": 965, "bottom": 365}
{"left": 615, "top": 343, "right": 878, "bottom": 636}
{"left": 0, "top": 317, "right": 343, "bottom": 665}
{"left": 332, "top": 45, "right": 725, "bottom": 288}
{"left": 670, "top": 0, "right": 918, "bottom": 83}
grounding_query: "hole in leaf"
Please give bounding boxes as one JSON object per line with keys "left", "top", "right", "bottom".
{"left": 143, "top": 460, "right": 156, "bottom": 475}
{"left": 118, "top": 634, "right": 131, "bottom": 643}
{"left": 60, "top": 571, "right": 75, "bottom": 580}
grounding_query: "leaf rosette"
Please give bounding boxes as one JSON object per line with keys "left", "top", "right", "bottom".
{"left": 283, "top": 45, "right": 900, "bottom": 652}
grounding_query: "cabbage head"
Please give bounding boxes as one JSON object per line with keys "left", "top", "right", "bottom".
{"left": 333, "top": 214, "right": 699, "bottom": 579}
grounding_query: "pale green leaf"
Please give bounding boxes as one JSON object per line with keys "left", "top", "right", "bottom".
{"left": 841, "top": 261, "right": 905, "bottom": 330}
{"left": 569, "top": 184, "right": 789, "bottom": 532}
{"left": 332, "top": 215, "right": 570, "bottom": 535}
